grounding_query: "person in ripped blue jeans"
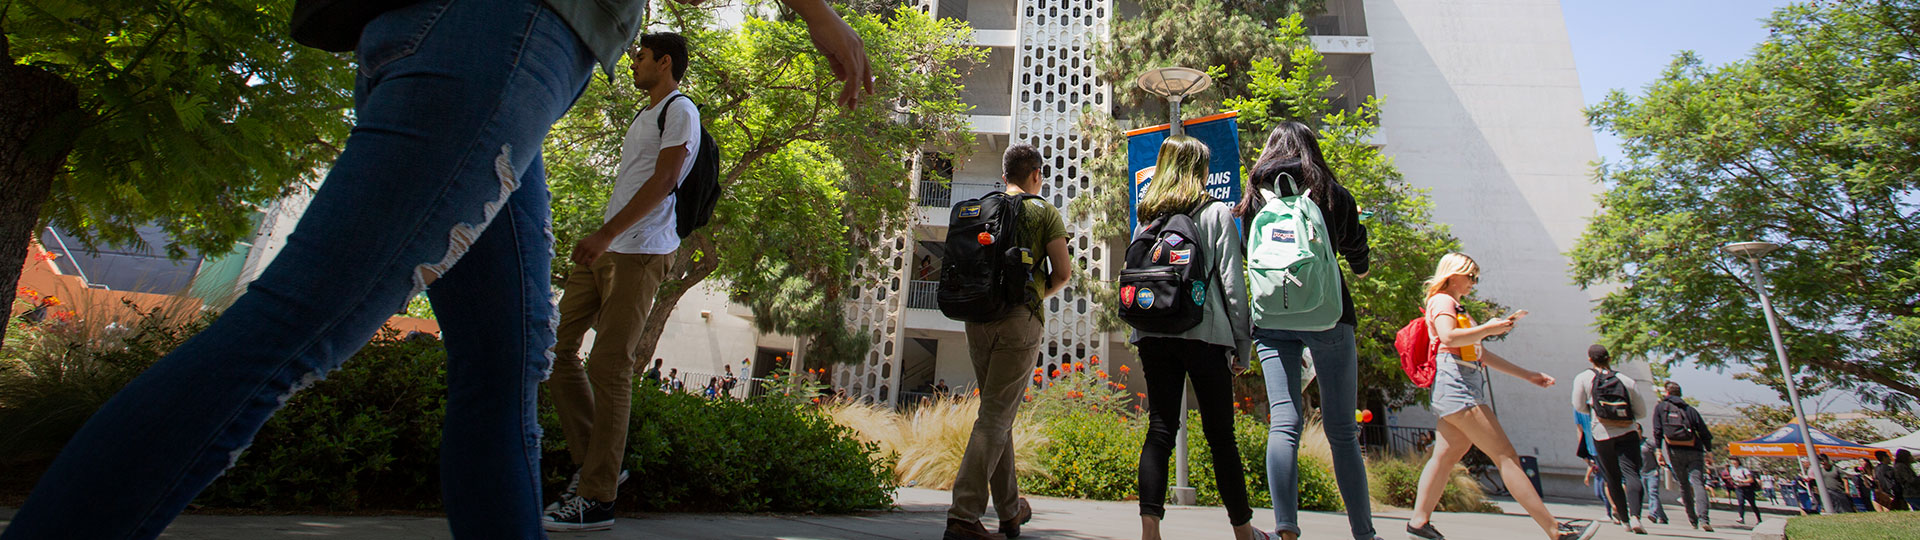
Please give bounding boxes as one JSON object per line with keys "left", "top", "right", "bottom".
{"left": 0, "top": 1, "right": 871, "bottom": 538}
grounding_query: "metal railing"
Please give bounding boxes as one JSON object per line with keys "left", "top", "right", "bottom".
{"left": 906, "top": 280, "right": 940, "bottom": 310}
{"left": 917, "top": 180, "right": 1002, "bottom": 208}
{"left": 650, "top": 370, "right": 767, "bottom": 400}
{"left": 1360, "top": 424, "right": 1437, "bottom": 457}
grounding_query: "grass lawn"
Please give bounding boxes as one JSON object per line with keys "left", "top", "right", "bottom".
{"left": 1785, "top": 512, "right": 1920, "bottom": 540}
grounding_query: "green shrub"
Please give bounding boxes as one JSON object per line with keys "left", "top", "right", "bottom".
{"left": 200, "top": 334, "right": 449, "bottom": 510}
{"left": 1026, "top": 410, "right": 1139, "bottom": 500}
{"left": 1366, "top": 455, "right": 1498, "bottom": 513}
{"left": 1026, "top": 410, "right": 1341, "bottom": 512}
{"left": 1, "top": 303, "right": 209, "bottom": 462}
{"left": 547, "top": 388, "right": 896, "bottom": 513}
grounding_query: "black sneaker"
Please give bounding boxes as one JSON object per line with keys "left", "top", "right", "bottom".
{"left": 547, "top": 469, "right": 630, "bottom": 512}
{"left": 543, "top": 496, "right": 615, "bottom": 532}
{"left": 1406, "top": 522, "right": 1444, "bottom": 539}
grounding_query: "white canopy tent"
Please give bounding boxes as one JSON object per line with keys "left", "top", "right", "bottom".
{"left": 1870, "top": 430, "right": 1920, "bottom": 453}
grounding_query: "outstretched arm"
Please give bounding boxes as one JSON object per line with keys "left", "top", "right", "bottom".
{"left": 778, "top": 0, "right": 875, "bottom": 108}
{"left": 1479, "top": 349, "right": 1555, "bottom": 388}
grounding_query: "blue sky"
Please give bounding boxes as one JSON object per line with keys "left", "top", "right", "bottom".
{"left": 1557, "top": 0, "right": 1871, "bottom": 413}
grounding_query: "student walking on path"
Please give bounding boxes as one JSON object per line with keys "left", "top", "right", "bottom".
{"left": 1570, "top": 344, "right": 1651, "bottom": 534}
{"left": 1403, "top": 253, "right": 1593, "bottom": 540}
{"left": 1125, "top": 136, "right": 1268, "bottom": 540}
{"left": 1652, "top": 382, "right": 1715, "bottom": 530}
{"left": 940, "top": 143, "right": 1070, "bottom": 540}
{"left": 0, "top": 1, "right": 871, "bottom": 538}
{"left": 1730, "top": 458, "right": 1764, "bottom": 524}
{"left": 1234, "top": 123, "right": 1380, "bottom": 540}
{"left": 1641, "top": 435, "right": 1670, "bottom": 524}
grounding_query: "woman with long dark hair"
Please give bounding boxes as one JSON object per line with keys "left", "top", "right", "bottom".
{"left": 1234, "top": 122, "right": 1379, "bottom": 540}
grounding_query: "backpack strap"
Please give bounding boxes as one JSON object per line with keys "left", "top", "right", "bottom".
{"left": 655, "top": 93, "right": 689, "bottom": 133}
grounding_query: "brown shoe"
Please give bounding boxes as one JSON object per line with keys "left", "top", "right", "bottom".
{"left": 944, "top": 518, "right": 1007, "bottom": 540}
{"left": 999, "top": 498, "right": 1033, "bottom": 538}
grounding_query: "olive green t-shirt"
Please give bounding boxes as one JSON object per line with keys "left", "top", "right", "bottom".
{"left": 1018, "top": 196, "right": 1069, "bottom": 322}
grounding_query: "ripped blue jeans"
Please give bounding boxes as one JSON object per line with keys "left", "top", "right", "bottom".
{"left": 1, "top": 1, "right": 594, "bottom": 538}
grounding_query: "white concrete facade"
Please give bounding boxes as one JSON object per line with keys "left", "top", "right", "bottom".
{"left": 1363, "top": 0, "right": 1648, "bottom": 496}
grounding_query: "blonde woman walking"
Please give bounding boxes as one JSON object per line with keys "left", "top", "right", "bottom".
{"left": 1404, "top": 253, "right": 1594, "bottom": 540}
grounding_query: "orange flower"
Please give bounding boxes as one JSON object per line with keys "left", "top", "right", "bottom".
{"left": 1119, "top": 365, "right": 1131, "bottom": 374}
{"left": 50, "top": 311, "right": 76, "bottom": 323}
{"left": 41, "top": 296, "right": 61, "bottom": 307}
{"left": 971, "top": 388, "right": 980, "bottom": 396}
{"left": 1096, "top": 370, "right": 1108, "bottom": 378}
{"left": 1115, "top": 383, "right": 1126, "bottom": 390}
{"left": 1091, "top": 355, "right": 1101, "bottom": 365}
{"left": 16, "top": 286, "right": 38, "bottom": 299}
{"left": 1032, "top": 375, "right": 1042, "bottom": 385}
{"left": 1050, "top": 369, "right": 1061, "bottom": 378}
{"left": 1034, "top": 367, "right": 1043, "bottom": 376}
{"left": 1135, "top": 392, "right": 1146, "bottom": 399}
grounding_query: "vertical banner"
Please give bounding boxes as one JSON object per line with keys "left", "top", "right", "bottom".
{"left": 1126, "top": 111, "right": 1243, "bottom": 231}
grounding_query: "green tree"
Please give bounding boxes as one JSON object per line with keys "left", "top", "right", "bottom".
{"left": 0, "top": 0, "right": 353, "bottom": 346}
{"left": 1571, "top": 0, "right": 1920, "bottom": 411}
{"left": 542, "top": 2, "right": 979, "bottom": 370}
{"left": 1077, "top": 12, "right": 1467, "bottom": 410}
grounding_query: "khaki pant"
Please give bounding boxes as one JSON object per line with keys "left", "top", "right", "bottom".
{"left": 548, "top": 251, "right": 670, "bottom": 502}
{"left": 949, "top": 311, "right": 1044, "bottom": 523}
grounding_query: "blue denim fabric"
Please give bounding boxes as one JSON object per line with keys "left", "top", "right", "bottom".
{"left": 1643, "top": 470, "right": 1668, "bottom": 521}
{"left": 1254, "top": 324, "right": 1376, "bottom": 539}
{"left": 0, "top": 1, "right": 594, "bottom": 538}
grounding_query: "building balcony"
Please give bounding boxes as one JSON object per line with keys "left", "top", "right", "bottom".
{"left": 916, "top": 179, "right": 1002, "bottom": 227}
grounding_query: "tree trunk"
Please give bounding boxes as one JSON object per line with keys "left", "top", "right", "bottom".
{"left": 0, "top": 35, "right": 82, "bottom": 347}
{"left": 629, "top": 233, "right": 721, "bottom": 371}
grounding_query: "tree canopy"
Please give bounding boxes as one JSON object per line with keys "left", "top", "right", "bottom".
{"left": 1077, "top": 6, "right": 1466, "bottom": 410}
{"left": 1572, "top": 0, "right": 1920, "bottom": 411}
{"left": 1, "top": 0, "right": 353, "bottom": 345}
{"left": 543, "top": 2, "right": 980, "bottom": 367}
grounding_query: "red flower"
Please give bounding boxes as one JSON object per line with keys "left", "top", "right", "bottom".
{"left": 1034, "top": 367, "right": 1043, "bottom": 376}
{"left": 1050, "top": 369, "right": 1061, "bottom": 378}
{"left": 1032, "top": 375, "right": 1042, "bottom": 385}
{"left": 1090, "top": 356, "right": 1101, "bottom": 366}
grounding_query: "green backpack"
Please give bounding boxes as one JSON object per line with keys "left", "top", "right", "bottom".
{"left": 1247, "top": 178, "right": 1344, "bottom": 331}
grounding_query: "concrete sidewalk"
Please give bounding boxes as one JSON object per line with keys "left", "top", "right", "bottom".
{"left": 1, "top": 487, "right": 1765, "bottom": 539}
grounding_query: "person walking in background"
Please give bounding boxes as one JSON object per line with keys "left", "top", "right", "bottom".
{"left": 1816, "top": 455, "right": 1853, "bottom": 514}
{"left": 1652, "top": 381, "right": 1713, "bottom": 530}
{"left": 1873, "top": 450, "right": 1909, "bottom": 510}
{"left": 1235, "top": 122, "right": 1380, "bottom": 540}
{"left": 0, "top": 1, "right": 872, "bottom": 538}
{"left": 1403, "top": 253, "right": 1591, "bottom": 540}
{"left": 643, "top": 358, "right": 665, "bottom": 384}
{"left": 1641, "top": 434, "right": 1670, "bottom": 524}
{"left": 1730, "top": 457, "right": 1763, "bottom": 525}
{"left": 1762, "top": 473, "right": 1778, "bottom": 505}
{"left": 1571, "top": 344, "right": 1650, "bottom": 534}
{"left": 722, "top": 365, "right": 739, "bottom": 396}
{"left": 1126, "top": 136, "right": 1268, "bottom": 540}
{"left": 1894, "top": 449, "right": 1920, "bottom": 510}
{"left": 1584, "top": 457, "right": 1614, "bottom": 523}
{"left": 941, "top": 143, "right": 1069, "bottom": 540}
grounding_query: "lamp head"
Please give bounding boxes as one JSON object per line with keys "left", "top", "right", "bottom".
{"left": 1136, "top": 67, "right": 1212, "bottom": 99}
{"left": 1722, "top": 241, "right": 1781, "bottom": 259}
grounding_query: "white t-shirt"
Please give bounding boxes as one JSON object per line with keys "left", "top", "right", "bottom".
{"left": 605, "top": 91, "right": 700, "bottom": 255}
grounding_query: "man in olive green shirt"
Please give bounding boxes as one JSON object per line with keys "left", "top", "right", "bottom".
{"left": 945, "top": 144, "right": 1070, "bottom": 540}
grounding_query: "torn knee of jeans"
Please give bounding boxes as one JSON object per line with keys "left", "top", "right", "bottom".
{"left": 228, "top": 369, "right": 331, "bottom": 469}
{"left": 411, "top": 144, "right": 521, "bottom": 294}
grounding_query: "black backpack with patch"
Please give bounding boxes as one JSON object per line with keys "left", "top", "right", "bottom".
{"left": 1660, "top": 400, "right": 1700, "bottom": 446}
{"left": 1590, "top": 368, "right": 1635, "bottom": 423}
{"left": 655, "top": 94, "right": 722, "bottom": 239}
{"left": 938, "top": 192, "right": 1043, "bottom": 322}
{"left": 1118, "top": 203, "right": 1213, "bottom": 333}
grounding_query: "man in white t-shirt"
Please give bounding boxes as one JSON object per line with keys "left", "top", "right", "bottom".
{"left": 1571, "top": 344, "right": 1652, "bottom": 534}
{"left": 545, "top": 31, "right": 701, "bottom": 532}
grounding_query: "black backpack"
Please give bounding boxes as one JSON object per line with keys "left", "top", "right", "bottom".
{"left": 1660, "top": 400, "right": 1699, "bottom": 446}
{"left": 937, "top": 192, "right": 1043, "bottom": 322}
{"left": 1118, "top": 203, "right": 1212, "bottom": 333}
{"left": 654, "top": 94, "right": 722, "bottom": 239}
{"left": 1590, "top": 368, "right": 1635, "bottom": 423}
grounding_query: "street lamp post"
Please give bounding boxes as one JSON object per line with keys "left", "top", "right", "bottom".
{"left": 1722, "top": 241, "right": 1832, "bottom": 513}
{"left": 1135, "top": 66, "right": 1212, "bottom": 506}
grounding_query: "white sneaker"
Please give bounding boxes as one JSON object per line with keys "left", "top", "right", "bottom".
{"left": 546, "top": 469, "right": 630, "bottom": 512}
{"left": 1629, "top": 517, "right": 1646, "bottom": 534}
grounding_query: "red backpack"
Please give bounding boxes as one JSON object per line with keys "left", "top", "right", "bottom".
{"left": 1394, "top": 308, "right": 1437, "bottom": 388}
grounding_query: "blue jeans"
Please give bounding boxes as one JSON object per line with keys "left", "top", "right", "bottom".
{"left": 1255, "top": 324, "right": 1375, "bottom": 539}
{"left": 1643, "top": 470, "right": 1667, "bottom": 521}
{"left": 0, "top": 1, "right": 594, "bottom": 538}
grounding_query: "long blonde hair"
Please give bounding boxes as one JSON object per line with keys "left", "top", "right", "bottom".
{"left": 1422, "top": 252, "right": 1481, "bottom": 298}
{"left": 1137, "top": 136, "right": 1213, "bottom": 221}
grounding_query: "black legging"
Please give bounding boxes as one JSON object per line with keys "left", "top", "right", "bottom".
{"left": 1135, "top": 337, "right": 1252, "bottom": 526}
{"left": 1736, "top": 485, "right": 1763, "bottom": 521}
{"left": 1593, "top": 430, "right": 1645, "bottom": 522}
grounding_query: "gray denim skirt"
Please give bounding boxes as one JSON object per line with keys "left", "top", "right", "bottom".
{"left": 1427, "top": 353, "right": 1486, "bottom": 418}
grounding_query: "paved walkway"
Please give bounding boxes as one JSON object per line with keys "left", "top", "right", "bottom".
{"left": 1, "top": 488, "right": 1767, "bottom": 539}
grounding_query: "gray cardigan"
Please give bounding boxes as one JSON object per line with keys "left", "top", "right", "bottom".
{"left": 1128, "top": 201, "right": 1253, "bottom": 368}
